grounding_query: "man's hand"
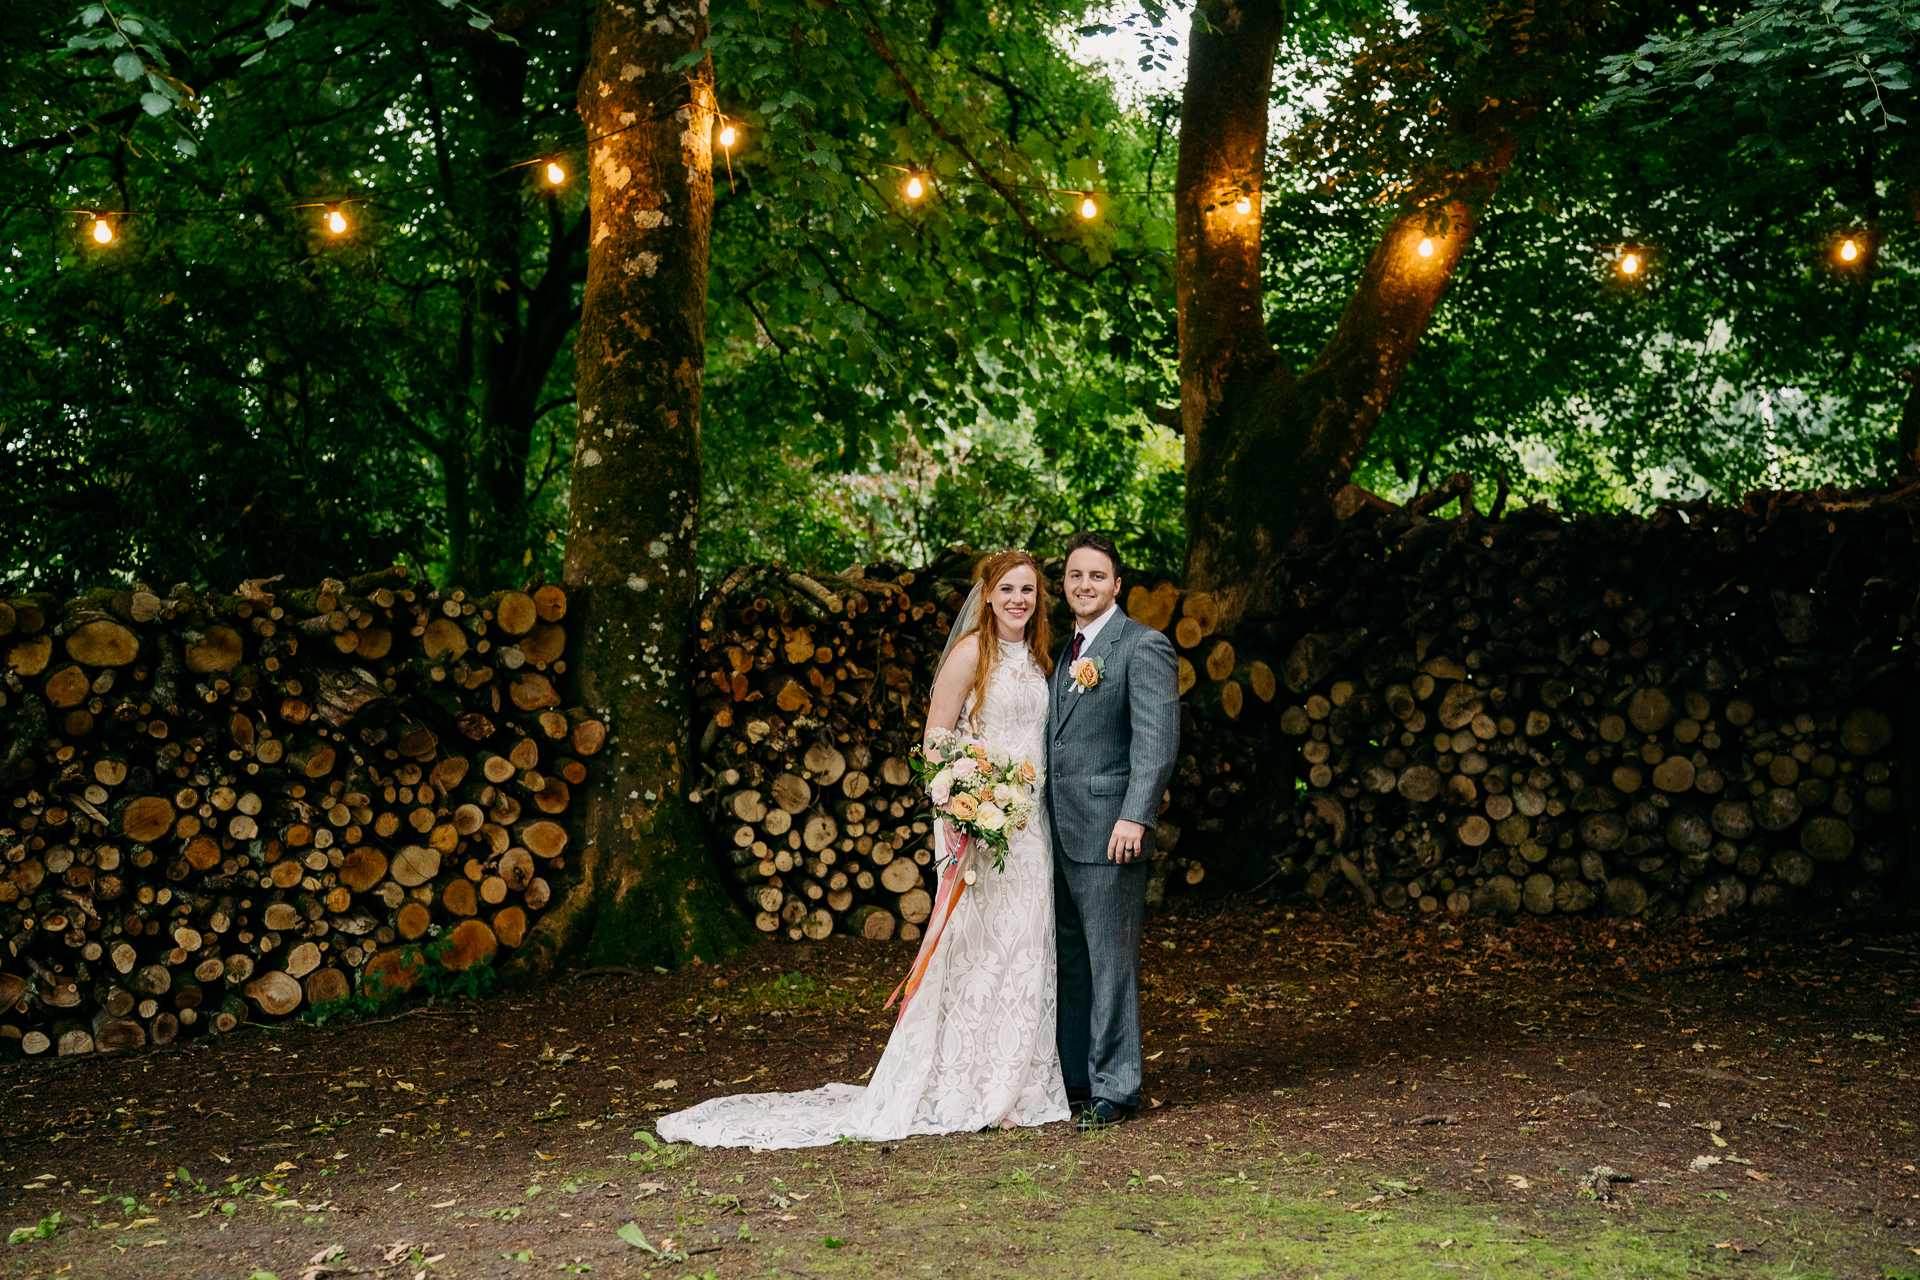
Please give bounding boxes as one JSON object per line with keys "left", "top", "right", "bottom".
{"left": 1107, "top": 819, "right": 1147, "bottom": 864}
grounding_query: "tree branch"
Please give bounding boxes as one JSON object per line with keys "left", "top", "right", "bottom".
{"left": 841, "top": 0, "right": 1096, "bottom": 282}
{"left": 4, "top": 0, "right": 329, "bottom": 158}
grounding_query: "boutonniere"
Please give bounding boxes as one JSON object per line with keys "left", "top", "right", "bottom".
{"left": 1069, "top": 654, "right": 1105, "bottom": 692}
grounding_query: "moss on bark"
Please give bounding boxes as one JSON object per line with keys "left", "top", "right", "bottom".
{"left": 504, "top": 0, "right": 753, "bottom": 980}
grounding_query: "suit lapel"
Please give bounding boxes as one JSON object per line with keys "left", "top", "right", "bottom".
{"left": 1055, "top": 613, "right": 1126, "bottom": 735}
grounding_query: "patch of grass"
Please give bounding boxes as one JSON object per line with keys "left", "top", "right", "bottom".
{"left": 626, "top": 1130, "right": 687, "bottom": 1172}
{"left": 6, "top": 1210, "right": 67, "bottom": 1243}
{"left": 647, "top": 1139, "right": 1873, "bottom": 1280}
{"left": 774, "top": 1186, "right": 1856, "bottom": 1278}
{"left": 672, "top": 970, "right": 868, "bottom": 1022}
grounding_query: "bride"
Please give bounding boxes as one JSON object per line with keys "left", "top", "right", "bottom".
{"left": 657, "top": 549, "right": 1070, "bottom": 1147}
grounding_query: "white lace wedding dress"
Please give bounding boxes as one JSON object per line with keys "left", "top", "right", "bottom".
{"left": 657, "top": 639, "right": 1069, "bottom": 1148}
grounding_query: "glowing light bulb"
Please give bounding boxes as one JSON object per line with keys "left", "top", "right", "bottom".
{"left": 1235, "top": 196, "right": 1252, "bottom": 215}
{"left": 718, "top": 124, "right": 737, "bottom": 148}
{"left": 906, "top": 175, "right": 924, "bottom": 199}
{"left": 1079, "top": 196, "right": 1098, "bottom": 220}
{"left": 546, "top": 161, "right": 565, "bottom": 185}
{"left": 1620, "top": 252, "right": 1640, "bottom": 275}
{"left": 1417, "top": 237, "right": 1434, "bottom": 258}
{"left": 91, "top": 216, "right": 114, "bottom": 245}
{"left": 1841, "top": 238, "right": 1859, "bottom": 261}
{"left": 325, "top": 209, "right": 348, "bottom": 235}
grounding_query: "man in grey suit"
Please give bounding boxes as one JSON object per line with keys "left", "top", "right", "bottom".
{"left": 1046, "top": 532, "right": 1180, "bottom": 1132}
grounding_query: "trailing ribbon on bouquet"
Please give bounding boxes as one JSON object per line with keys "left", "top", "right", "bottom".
{"left": 883, "top": 831, "right": 974, "bottom": 1019}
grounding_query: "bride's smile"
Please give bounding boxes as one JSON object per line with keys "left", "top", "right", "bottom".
{"left": 989, "top": 564, "right": 1039, "bottom": 639}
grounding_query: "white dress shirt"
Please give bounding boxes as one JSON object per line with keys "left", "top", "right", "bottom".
{"left": 1070, "top": 600, "right": 1121, "bottom": 658}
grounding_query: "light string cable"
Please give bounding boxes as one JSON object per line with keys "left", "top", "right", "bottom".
{"left": 1, "top": 84, "right": 719, "bottom": 233}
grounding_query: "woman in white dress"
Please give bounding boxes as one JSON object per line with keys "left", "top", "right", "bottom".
{"left": 657, "top": 549, "right": 1070, "bottom": 1148}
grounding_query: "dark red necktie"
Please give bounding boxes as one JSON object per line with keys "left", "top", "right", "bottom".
{"left": 1069, "top": 632, "right": 1084, "bottom": 664}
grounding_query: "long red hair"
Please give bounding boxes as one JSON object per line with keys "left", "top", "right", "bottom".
{"left": 962, "top": 549, "right": 1054, "bottom": 730}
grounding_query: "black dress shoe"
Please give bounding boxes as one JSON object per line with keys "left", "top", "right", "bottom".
{"left": 1066, "top": 1094, "right": 1092, "bottom": 1113}
{"left": 1077, "top": 1099, "right": 1132, "bottom": 1132}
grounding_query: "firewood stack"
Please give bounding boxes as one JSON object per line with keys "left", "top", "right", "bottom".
{"left": 0, "top": 570, "right": 604, "bottom": 1057}
{"left": 690, "top": 549, "right": 1248, "bottom": 937}
{"left": 1227, "top": 483, "right": 1920, "bottom": 919}
{"left": 690, "top": 550, "right": 992, "bottom": 944}
{"left": 1117, "top": 580, "right": 1280, "bottom": 905}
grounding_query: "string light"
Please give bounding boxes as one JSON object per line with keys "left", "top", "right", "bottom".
{"left": 1235, "top": 196, "right": 1252, "bottom": 215}
{"left": 1840, "top": 237, "right": 1859, "bottom": 262}
{"left": 39, "top": 114, "right": 1177, "bottom": 252}
{"left": 1417, "top": 237, "right": 1434, "bottom": 258}
{"left": 1619, "top": 251, "right": 1640, "bottom": 276}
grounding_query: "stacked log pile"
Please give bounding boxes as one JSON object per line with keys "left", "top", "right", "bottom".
{"left": 1118, "top": 580, "right": 1277, "bottom": 905}
{"left": 695, "top": 482, "right": 1920, "bottom": 936}
{"left": 1238, "top": 483, "right": 1920, "bottom": 918}
{"left": 690, "top": 551, "right": 986, "bottom": 943}
{"left": 0, "top": 571, "right": 603, "bottom": 1057}
{"left": 689, "top": 550, "right": 1254, "bottom": 931}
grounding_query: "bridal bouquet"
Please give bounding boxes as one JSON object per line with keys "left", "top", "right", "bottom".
{"left": 887, "top": 732, "right": 1044, "bottom": 1018}
{"left": 913, "top": 729, "right": 1043, "bottom": 876}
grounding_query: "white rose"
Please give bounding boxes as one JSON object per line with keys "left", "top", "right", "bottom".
{"left": 975, "top": 802, "right": 1005, "bottom": 832}
{"left": 994, "top": 783, "right": 1015, "bottom": 803}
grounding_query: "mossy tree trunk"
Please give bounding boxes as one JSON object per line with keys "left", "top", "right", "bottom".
{"left": 1176, "top": 0, "right": 1520, "bottom": 632}
{"left": 507, "top": 0, "right": 753, "bottom": 977}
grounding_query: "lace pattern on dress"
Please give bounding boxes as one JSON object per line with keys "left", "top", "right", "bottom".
{"left": 656, "top": 640, "right": 1067, "bottom": 1148}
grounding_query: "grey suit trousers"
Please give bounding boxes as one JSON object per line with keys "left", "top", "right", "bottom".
{"left": 1054, "top": 855, "right": 1147, "bottom": 1108}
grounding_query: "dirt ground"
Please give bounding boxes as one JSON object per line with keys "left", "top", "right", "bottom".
{"left": 1, "top": 896, "right": 1917, "bottom": 1280}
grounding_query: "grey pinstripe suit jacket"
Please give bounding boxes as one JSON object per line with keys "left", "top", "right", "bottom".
{"left": 1044, "top": 613, "right": 1181, "bottom": 864}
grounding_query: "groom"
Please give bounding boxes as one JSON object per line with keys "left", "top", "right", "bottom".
{"left": 1047, "top": 532, "right": 1180, "bottom": 1132}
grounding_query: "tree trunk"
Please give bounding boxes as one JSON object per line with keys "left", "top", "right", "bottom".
{"left": 471, "top": 33, "right": 538, "bottom": 580}
{"left": 1897, "top": 370, "right": 1920, "bottom": 477}
{"left": 1177, "top": 0, "right": 1519, "bottom": 630}
{"left": 508, "top": 0, "right": 753, "bottom": 976}
{"left": 440, "top": 31, "right": 591, "bottom": 584}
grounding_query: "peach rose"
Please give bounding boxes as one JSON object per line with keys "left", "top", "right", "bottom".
{"left": 1017, "top": 760, "right": 1038, "bottom": 784}
{"left": 1071, "top": 658, "right": 1100, "bottom": 689}
{"left": 949, "top": 792, "right": 979, "bottom": 821}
